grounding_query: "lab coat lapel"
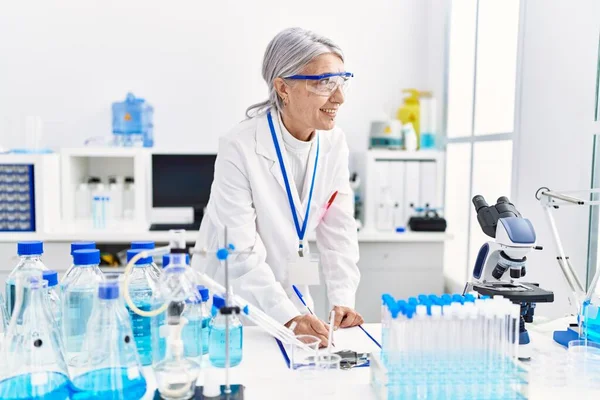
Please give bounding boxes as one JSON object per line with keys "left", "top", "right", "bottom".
{"left": 255, "top": 112, "right": 304, "bottom": 217}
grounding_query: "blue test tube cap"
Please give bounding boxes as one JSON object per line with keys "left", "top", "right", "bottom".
{"left": 405, "top": 305, "right": 415, "bottom": 319}
{"left": 481, "top": 295, "right": 491, "bottom": 300}
{"left": 17, "top": 241, "right": 43, "bottom": 256}
{"left": 213, "top": 294, "right": 226, "bottom": 310}
{"left": 73, "top": 249, "right": 100, "bottom": 266}
{"left": 442, "top": 294, "right": 452, "bottom": 303}
{"left": 98, "top": 281, "right": 119, "bottom": 300}
{"left": 127, "top": 249, "right": 153, "bottom": 265}
{"left": 428, "top": 294, "right": 441, "bottom": 305}
{"left": 162, "top": 254, "right": 190, "bottom": 268}
{"left": 382, "top": 293, "right": 396, "bottom": 304}
{"left": 418, "top": 294, "right": 429, "bottom": 304}
{"left": 464, "top": 294, "right": 476, "bottom": 303}
{"left": 197, "top": 285, "right": 209, "bottom": 302}
{"left": 452, "top": 294, "right": 465, "bottom": 304}
{"left": 42, "top": 270, "right": 58, "bottom": 288}
{"left": 408, "top": 297, "right": 418, "bottom": 306}
{"left": 131, "top": 241, "right": 155, "bottom": 250}
{"left": 70, "top": 241, "right": 96, "bottom": 255}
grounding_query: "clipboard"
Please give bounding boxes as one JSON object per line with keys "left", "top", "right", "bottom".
{"left": 275, "top": 324, "right": 381, "bottom": 369}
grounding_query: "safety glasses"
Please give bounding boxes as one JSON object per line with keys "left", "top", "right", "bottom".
{"left": 284, "top": 72, "right": 354, "bottom": 96}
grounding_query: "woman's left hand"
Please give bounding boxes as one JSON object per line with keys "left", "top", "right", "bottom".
{"left": 331, "top": 306, "right": 364, "bottom": 330}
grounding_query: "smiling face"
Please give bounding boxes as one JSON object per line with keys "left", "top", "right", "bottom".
{"left": 275, "top": 53, "right": 346, "bottom": 138}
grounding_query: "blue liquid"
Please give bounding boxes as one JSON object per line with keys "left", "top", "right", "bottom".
{"left": 182, "top": 317, "right": 203, "bottom": 357}
{"left": 5, "top": 281, "right": 16, "bottom": 318}
{"left": 202, "top": 317, "right": 210, "bottom": 355}
{"left": 208, "top": 324, "right": 243, "bottom": 368}
{"left": 71, "top": 367, "right": 146, "bottom": 400}
{"left": 420, "top": 132, "right": 436, "bottom": 149}
{"left": 63, "top": 289, "right": 95, "bottom": 355}
{"left": 0, "top": 371, "right": 71, "bottom": 400}
{"left": 126, "top": 302, "right": 154, "bottom": 366}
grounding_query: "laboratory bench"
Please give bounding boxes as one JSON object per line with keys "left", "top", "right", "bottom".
{"left": 139, "top": 323, "right": 594, "bottom": 400}
{"left": 0, "top": 229, "right": 452, "bottom": 323}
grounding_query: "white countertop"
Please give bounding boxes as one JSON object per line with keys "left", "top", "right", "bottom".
{"left": 0, "top": 227, "right": 452, "bottom": 244}
{"left": 138, "top": 322, "right": 597, "bottom": 400}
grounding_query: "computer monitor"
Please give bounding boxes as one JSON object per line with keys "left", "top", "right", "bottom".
{"left": 151, "top": 154, "right": 216, "bottom": 224}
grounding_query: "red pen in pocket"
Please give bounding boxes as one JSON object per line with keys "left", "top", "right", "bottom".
{"left": 318, "top": 191, "right": 338, "bottom": 221}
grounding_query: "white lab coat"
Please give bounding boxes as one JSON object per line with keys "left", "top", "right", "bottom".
{"left": 192, "top": 112, "right": 360, "bottom": 325}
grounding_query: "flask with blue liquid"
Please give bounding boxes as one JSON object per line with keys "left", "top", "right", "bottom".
{"left": 6, "top": 241, "right": 48, "bottom": 318}
{"left": 209, "top": 294, "right": 243, "bottom": 368}
{"left": 42, "top": 270, "right": 62, "bottom": 329}
{"left": 71, "top": 277, "right": 147, "bottom": 400}
{"left": 61, "top": 249, "right": 103, "bottom": 367}
{"left": 0, "top": 271, "right": 72, "bottom": 400}
{"left": 131, "top": 241, "right": 162, "bottom": 276}
{"left": 182, "top": 285, "right": 210, "bottom": 358}
{"left": 125, "top": 249, "right": 161, "bottom": 366}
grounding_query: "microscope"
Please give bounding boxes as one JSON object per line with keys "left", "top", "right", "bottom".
{"left": 466, "top": 195, "right": 554, "bottom": 360}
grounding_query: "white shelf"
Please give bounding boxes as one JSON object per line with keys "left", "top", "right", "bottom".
{"left": 60, "top": 147, "right": 151, "bottom": 157}
{"left": 366, "top": 149, "right": 443, "bottom": 162}
{"left": 0, "top": 227, "right": 452, "bottom": 244}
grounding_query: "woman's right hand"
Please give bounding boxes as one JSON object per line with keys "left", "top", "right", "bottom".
{"left": 285, "top": 314, "right": 330, "bottom": 348}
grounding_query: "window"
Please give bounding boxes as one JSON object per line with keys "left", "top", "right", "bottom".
{"left": 443, "top": 0, "right": 522, "bottom": 292}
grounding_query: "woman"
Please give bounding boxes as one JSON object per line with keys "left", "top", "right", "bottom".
{"left": 193, "top": 27, "right": 362, "bottom": 345}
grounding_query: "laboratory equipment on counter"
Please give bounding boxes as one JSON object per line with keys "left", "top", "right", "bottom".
{"left": 123, "top": 176, "right": 135, "bottom": 219}
{"left": 0, "top": 164, "right": 36, "bottom": 232}
{"left": 61, "top": 249, "right": 103, "bottom": 367}
{"left": 0, "top": 271, "right": 72, "bottom": 400}
{"left": 369, "top": 119, "right": 403, "bottom": 149}
{"left": 465, "top": 195, "right": 554, "bottom": 359}
{"left": 6, "top": 241, "right": 48, "bottom": 318}
{"left": 407, "top": 204, "right": 447, "bottom": 232}
{"left": 374, "top": 293, "right": 525, "bottom": 400}
{"left": 125, "top": 249, "right": 161, "bottom": 366}
{"left": 209, "top": 294, "right": 243, "bottom": 368}
{"left": 108, "top": 176, "right": 123, "bottom": 219}
{"left": 71, "top": 277, "right": 147, "bottom": 399}
{"left": 182, "top": 285, "right": 210, "bottom": 358}
{"left": 536, "top": 187, "right": 600, "bottom": 346}
{"left": 163, "top": 253, "right": 191, "bottom": 268}
{"left": 42, "top": 270, "right": 62, "bottom": 329}
{"left": 396, "top": 89, "right": 420, "bottom": 146}
{"left": 63, "top": 242, "right": 96, "bottom": 279}
{"left": 112, "top": 92, "right": 154, "bottom": 148}
{"left": 419, "top": 91, "right": 437, "bottom": 149}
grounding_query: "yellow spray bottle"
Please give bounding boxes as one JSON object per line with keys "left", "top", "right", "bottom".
{"left": 396, "top": 89, "right": 421, "bottom": 148}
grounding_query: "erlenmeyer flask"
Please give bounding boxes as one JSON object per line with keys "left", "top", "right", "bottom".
{"left": 0, "top": 271, "right": 72, "bottom": 400}
{"left": 71, "top": 277, "right": 147, "bottom": 400}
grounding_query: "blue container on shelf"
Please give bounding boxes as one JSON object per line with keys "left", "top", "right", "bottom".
{"left": 112, "top": 92, "right": 154, "bottom": 148}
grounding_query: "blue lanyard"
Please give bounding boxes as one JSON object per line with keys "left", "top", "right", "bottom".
{"left": 267, "top": 111, "right": 320, "bottom": 254}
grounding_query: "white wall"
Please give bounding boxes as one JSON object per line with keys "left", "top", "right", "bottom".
{"left": 513, "top": 0, "right": 600, "bottom": 317}
{"left": 0, "top": 0, "right": 435, "bottom": 154}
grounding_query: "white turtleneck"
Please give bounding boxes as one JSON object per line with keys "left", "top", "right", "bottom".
{"left": 278, "top": 114, "right": 315, "bottom": 197}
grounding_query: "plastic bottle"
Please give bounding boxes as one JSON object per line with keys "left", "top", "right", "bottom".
{"left": 419, "top": 92, "right": 437, "bottom": 150}
{"left": 6, "top": 241, "right": 48, "bottom": 318}
{"left": 63, "top": 241, "right": 96, "bottom": 280}
{"left": 75, "top": 183, "right": 91, "bottom": 219}
{"left": 0, "top": 271, "right": 72, "bottom": 400}
{"left": 125, "top": 249, "right": 161, "bottom": 366}
{"left": 72, "top": 278, "right": 147, "bottom": 399}
{"left": 131, "top": 241, "right": 162, "bottom": 276}
{"left": 209, "top": 294, "right": 243, "bottom": 368}
{"left": 42, "top": 270, "right": 62, "bottom": 330}
{"left": 108, "top": 176, "right": 123, "bottom": 219}
{"left": 396, "top": 89, "right": 421, "bottom": 147}
{"left": 182, "top": 285, "right": 210, "bottom": 358}
{"left": 123, "top": 177, "right": 135, "bottom": 219}
{"left": 62, "top": 249, "right": 103, "bottom": 367}
{"left": 403, "top": 123, "right": 418, "bottom": 152}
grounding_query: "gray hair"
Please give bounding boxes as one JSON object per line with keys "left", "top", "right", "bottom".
{"left": 245, "top": 27, "right": 344, "bottom": 118}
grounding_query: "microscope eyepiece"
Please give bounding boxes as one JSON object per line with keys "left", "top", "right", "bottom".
{"left": 472, "top": 195, "right": 489, "bottom": 212}
{"left": 497, "top": 196, "right": 510, "bottom": 204}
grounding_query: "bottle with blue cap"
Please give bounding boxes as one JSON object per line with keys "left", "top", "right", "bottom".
{"left": 125, "top": 249, "right": 161, "bottom": 366}
{"left": 6, "top": 241, "right": 48, "bottom": 318}
{"left": 71, "top": 277, "right": 147, "bottom": 399}
{"left": 62, "top": 242, "right": 96, "bottom": 281}
{"left": 208, "top": 294, "right": 243, "bottom": 368}
{"left": 131, "top": 241, "right": 162, "bottom": 276}
{"left": 0, "top": 270, "right": 72, "bottom": 400}
{"left": 182, "top": 285, "right": 210, "bottom": 358}
{"left": 61, "top": 248, "right": 103, "bottom": 367}
{"left": 42, "top": 270, "right": 62, "bottom": 331}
